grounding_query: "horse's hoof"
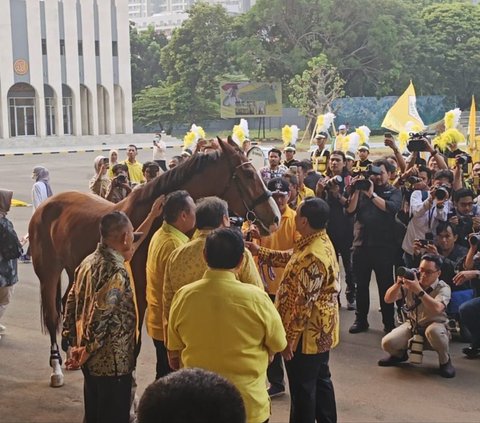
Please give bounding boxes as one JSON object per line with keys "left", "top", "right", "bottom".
{"left": 50, "top": 373, "right": 64, "bottom": 388}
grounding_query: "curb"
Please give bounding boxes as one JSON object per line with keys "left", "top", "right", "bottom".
{"left": 0, "top": 145, "right": 176, "bottom": 157}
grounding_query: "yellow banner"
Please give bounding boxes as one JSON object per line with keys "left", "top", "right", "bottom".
{"left": 381, "top": 81, "right": 424, "bottom": 133}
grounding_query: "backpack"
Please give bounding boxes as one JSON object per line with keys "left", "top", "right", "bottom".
{"left": 0, "top": 220, "right": 23, "bottom": 261}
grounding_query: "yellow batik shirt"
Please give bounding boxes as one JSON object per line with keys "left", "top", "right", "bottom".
{"left": 163, "top": 229, "right": 263, "bottom": 337}
{"left": 258, "top": 230, "right": 340, "bottom": 354}
{"left": 168, "top": 269, "right": 287, "bottom": 423}
{"left": 63, "top": 243, "right": 136, "bottom": 376}
{"left": 297, "top": 185, "right": 315, "bottom": 206}
{"left": 146, "top": 222, "right": 189, "bottom": 341}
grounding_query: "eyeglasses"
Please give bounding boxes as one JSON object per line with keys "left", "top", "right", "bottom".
{"left": 418, "top": 268, "right": 439, "bottom": 275}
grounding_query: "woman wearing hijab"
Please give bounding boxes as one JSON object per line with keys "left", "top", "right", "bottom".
{"left": 108, "top": 149, "right": 119, "bottom": 179}
{"left": 0, "top": 189, "right": 22, "bottom": 339}
{"left": 89, "top": 156, "right": 110, "bottom": 198}
{"left": 32, "top": 166, "right": 53, "bottom": 210}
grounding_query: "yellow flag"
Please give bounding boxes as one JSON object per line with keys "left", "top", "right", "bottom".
{"left": 381, "top": 81, "right": 424, "bottom": 133}
{"left": 469, "top": 95, "right": 476, "bottom": 151}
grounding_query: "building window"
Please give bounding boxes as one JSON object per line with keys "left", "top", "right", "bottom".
{"left": 112, "top": 41, "right": 118, "bottom": 57}
{"left": 95, "top": 40, "right": 100, "bottom": 56}
{"left": 78, "top": 41, "right": 83, "bottom": 56}
{"left": 60, "top": 39, "right": 65, "bottom": 56}
{"left": 42, "top": 39, "right": 47, "bottom": 55}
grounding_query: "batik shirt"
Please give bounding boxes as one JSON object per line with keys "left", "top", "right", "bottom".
{"left": 259, "top": 165, "right": 288, "bottom": 183}
{"left": 258, "top": 230, "right": 340, "bottom": 354}
{"left": 0, "top": 217, "right": 19, "bottom": 288}
{"left": 63, "top": 243, "right": 136, "bottom": 376}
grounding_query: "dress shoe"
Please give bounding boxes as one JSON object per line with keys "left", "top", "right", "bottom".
{"left": 378, "top": 352, "right": 409, "bottom": 367}
{"left": 462, "top": 346, "right": 480, "bottom": 359}
{"left": 439, "top": 357, "right": 456, "bottom": 378}
{"left": 347, "top": 300, "right": 356, "bottom": 311}
{"left": 267, "top": 385, "right": 285, "bottom": 398}
{"left": 349, "top": 320, "right": 369, "bottom": 334}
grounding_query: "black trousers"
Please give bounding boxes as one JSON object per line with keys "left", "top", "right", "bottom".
{"left": 153, "top": 338, "right": 172, "bottom": 379}
{"left": 334, "top": 243, "right": 355, "bottom": 302}
{"left": 285, "top": 343, "right": 337, "bottom": 423}
{"left": 267, "top": 294, "right": 285, "bottom": 389}
{"left": 154, "top": 159, "right": 167, "bottom": 172}
{"left": 82, "top": 368, "right": 132, "bottom": 423}
{"left": 352, "top": 246, "right": 395, "bottom": 329}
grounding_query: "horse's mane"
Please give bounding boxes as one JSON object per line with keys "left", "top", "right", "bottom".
{"left": 129, "top": 148, "right": 224, "bottom": 205}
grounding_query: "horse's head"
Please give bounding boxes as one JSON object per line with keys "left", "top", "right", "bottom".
{"left": 217, "top": 137, "right": 280, "bottom": 236}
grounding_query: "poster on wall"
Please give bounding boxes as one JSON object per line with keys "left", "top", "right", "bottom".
{"left": 220, "top": 81, "right": 282, "bottom": 118}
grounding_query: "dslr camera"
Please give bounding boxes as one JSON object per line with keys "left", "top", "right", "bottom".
{"left": 352, "top": 164, "right": 382, "bottom": 191}
{"left": 434, "top": 184, "right": 450, "bottom": 201}
{"left": 116, "top": 174, "right": 127, "bottom": 184}
{"left": 326, "top": 175, "right": 343, "bottom": 188}
{"left": 469, "top": 233, "right": 480, "bottom": 246}
{"left": 396, "top": 266, "right": 419, "bottom": 281}
{"left": 407, "top": 132, "right": 436, "bottom": 152}
{"left": 229, "top": 216, "right": 245, "bottom": 228}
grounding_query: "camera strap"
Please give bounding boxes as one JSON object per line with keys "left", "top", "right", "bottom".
{"left": 403, "top": 285, "right": 434, "bottom": 313}
{"left": 427, "top": 206, "right": 435, "bottom": 230}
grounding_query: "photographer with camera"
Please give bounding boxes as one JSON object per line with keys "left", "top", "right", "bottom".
{"left": 89, "top": 156, "right": 110, "bottom": 198}
{"left": 106, "top": 163, "right": 132, "bottom": 204}
{"left": 448, "top": 188, "right": 480, "bottom": 247}
{"left": 346, "top": 159, "right": 402, "bottom": 333}
{"left": 402, "top": 170, "right": 453, "bottom": 267}
{"left": 378, "top": 254, "right": 455, "bottom": 377}
{"left": 153, "top": 133, "right": 167, "bottom": 172}
{"left": 317, "top": 151, "right": 355, "bottom": 309}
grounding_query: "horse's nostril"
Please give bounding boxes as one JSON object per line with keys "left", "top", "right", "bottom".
{"left": 274, "top": 216, "right": 279, "bottom": 224}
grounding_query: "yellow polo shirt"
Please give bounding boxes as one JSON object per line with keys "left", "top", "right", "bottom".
{"left": 258, "top": 206, "right": 300, "bottom": 295}
{"left": 297, "top": 184, "right": 315, "bottom": 204}
{"left": 122, "top": 159, "right": 145, "bottom": 184}
{"left": 168, "top": 269, "right": 287, "bottom": 423}
{"left": 146, "top": 222, "right": 189, "bottom": 341}
{"left": 163, "top": 229, "right": 263, "bottom": 336}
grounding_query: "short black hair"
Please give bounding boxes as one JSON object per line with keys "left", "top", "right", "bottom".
{"left": 330, "top": 151, "right": 346, "bottom": 162}
{"left": 435, "top": 221, "right": 458, "bottom": 236}
{"left": 299, "top": 197, "right": 329, "bottom": 229}
{"left": 417, "top": 165, "right": 432, "bottom": 181}
{"left": 433, "top": 169, "right": 454, "bottom": 183}
{"left": 205, "top": 228, "right": 244, "bottom": 269}
{"left": 195, "top": 197, "right": 228, "bottom": 229}
{"left": 268, "top": 148, "right": 282, "bottom": 158}
{"left": 454, "top": 188, "right": 474, "bottom": 203}
{"left": 373, "top": 158, "right": 395, "bottom": 174}
{"left": 100, "top": 211, "right": 131, "bottom": 239}
{"left": 296, "top": 160, "right": 310, "bottom": 173}
{"left": 142, "top": 161, "right": 160, "bottom": 173}
{"left": 284, "top": 173, "right": 298, "bottom": 187}
{"left": 163, "top": 190, "right": 192, "bottom": 224}
{"left": 112, "top": 163, "right": 128, "bottom": 176}
{"left": 421, "top": 253, "right": 444, "bottom": 270}
{"left": 128, "top": 144, "right": 138, "bottom": 151}
{"left": 137, "top": 368, "right": 246, "bottom": 423}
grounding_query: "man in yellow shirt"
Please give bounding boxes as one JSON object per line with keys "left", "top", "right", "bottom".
{"left": 250, "top": 197, "right": 340, "bottom": 423}
{"left": 146, "top": 190, "right": 196, "bottom": 379}
{"left": 122, "top": 144, "right": 145, "bottom": 185}
{"left": 250, "top": 177, "right": 300, "bottom": 397}
{"left": 168, "top": 228, "right": 287, "bottom": 423}
{"left": 296, "top": 161, "right": 316, "bottom": 204}
{"left": 163, "top": 197, "right": 263, "bottom": 341}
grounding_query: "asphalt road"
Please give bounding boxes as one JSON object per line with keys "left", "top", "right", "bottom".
{"left": 0, "top": 147, "right": 479, "bottom": 423}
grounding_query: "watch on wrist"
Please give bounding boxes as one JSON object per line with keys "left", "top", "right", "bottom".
{"left": 418, "top": 290, "right": 426, "bottom": 298}
{"left": 371, "top": 193, "right": 378, "bottom": 200}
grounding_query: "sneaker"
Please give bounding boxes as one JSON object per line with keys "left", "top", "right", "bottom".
{"left": 19, "top": 254, "right": 31, "bottom": 263}
{"left": 378, "top": 352, "right": 409, "bottom": 367}
{"left": 0, "top": 324, "right": 5, "bottom": 335}
{"left": 349, "top": 320, "right": 369, "bottom": 334}
{"left": 439, "top": 357, "right": 456, "bottom": 378}
{"left": 462, "top": 346, "right": 480, "bottom": 359}
{"left": 267, "top": 385, "right": 285, "bottom": 398}
{"left": 347, "top": 300, "right": 356, "bottom": 311}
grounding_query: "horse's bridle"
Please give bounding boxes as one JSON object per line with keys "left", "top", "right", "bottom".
{"left": 220, "top": 160, "right": 273, "bottom": 230}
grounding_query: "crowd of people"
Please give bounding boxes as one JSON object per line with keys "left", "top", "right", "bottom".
{"left": 2, "top": 130, "right": 480, "bottom": 423}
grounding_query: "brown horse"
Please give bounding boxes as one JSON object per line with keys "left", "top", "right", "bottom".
{"left": 29, "top": 139, "right": 280, "bottom": 387}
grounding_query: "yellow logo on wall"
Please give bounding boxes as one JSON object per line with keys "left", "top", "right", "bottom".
{"left": 14, "top": 59, "right": 29, "bottom": 75}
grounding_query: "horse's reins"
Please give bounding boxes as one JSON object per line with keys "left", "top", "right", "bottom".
{"left": 220, "top": 160, "right": 273, "bottom": 231}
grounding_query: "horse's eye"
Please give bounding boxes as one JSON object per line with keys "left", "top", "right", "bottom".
{"left": 243, "top": 168, "right": 256, "bottom": 179}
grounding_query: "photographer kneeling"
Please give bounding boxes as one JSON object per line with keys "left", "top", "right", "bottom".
{"left": 378, "top": 254, "right": 455, "bottom": 378}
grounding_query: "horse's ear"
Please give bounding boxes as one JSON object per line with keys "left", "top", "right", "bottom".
{"left": 227, "top": 135, "right": 237, "bottom": 148}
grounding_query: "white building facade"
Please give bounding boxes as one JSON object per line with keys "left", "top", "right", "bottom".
{"left": 0, "top": 0, "right": 133, "bottom": 140}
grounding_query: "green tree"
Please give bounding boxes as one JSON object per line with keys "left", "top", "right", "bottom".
{"left": 411, "top": 2, "right": 480, "bottom": 107}
{"left": 130, "top": 24, "right": 168, "bottom": 95}
{"left": 159, "top": 3, "right": 235, "bottom": 123}
{"left": 288, "top": 54, "right": 344, "bottom": 135}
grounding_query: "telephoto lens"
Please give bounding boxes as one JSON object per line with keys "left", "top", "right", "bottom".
{"left": 396, "top": 266, "right": 417, "bottom": 281}
{"left": 434, "top": 186, "right": 449, "bottom": 201}
{"left": 409, "top": 334, "right": 424, "bottom": 364}
{"left": 469, "top": 233, "right": 480, "bottom": 246}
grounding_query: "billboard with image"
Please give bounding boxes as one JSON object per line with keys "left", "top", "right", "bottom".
{"left": 220, "top": 81, "right": 282, "bottom": 118}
